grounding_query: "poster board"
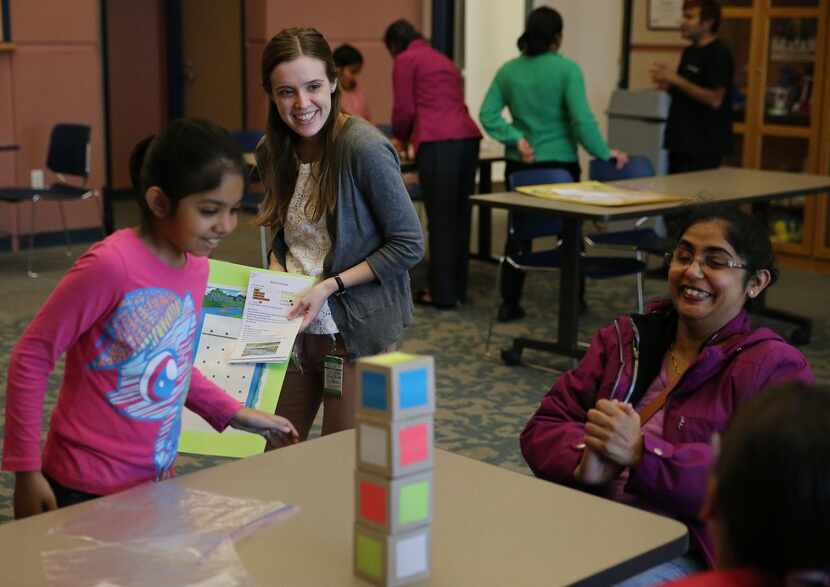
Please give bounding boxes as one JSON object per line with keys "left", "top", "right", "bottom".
{"left": 179, "top": 259, "right": 312, "bottom": 457}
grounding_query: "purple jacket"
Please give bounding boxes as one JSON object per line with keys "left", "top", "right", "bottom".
{"left": 520, "top": 303, "right": 814, "bottom": 566}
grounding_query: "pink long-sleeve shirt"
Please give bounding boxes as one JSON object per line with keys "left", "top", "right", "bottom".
{"left": 2, "top": 229, "right": 241, "bottom": 495}
{"left": 391, "top": 39, "right": 481, "bottom": 152}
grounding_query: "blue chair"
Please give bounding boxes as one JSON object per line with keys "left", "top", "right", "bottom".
{"left": 585, "top": 156, "right": 669, "bottom": 308}
{"left": 0, "top": 124, "right": 101, "bottom": 277}
{"left": 585, "top": 156, "right": 665, "bottom": 251}
{"left": 232, "top": 130, "right": 265, "bottom": 212}
{"left": 486, "top": 168, "right": 647, "bottom": 356}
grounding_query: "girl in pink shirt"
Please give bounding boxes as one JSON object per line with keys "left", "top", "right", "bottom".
{"left": 3, "top": 119, "right": 298, "bottom": 519}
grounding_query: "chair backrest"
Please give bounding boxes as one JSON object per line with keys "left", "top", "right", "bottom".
{"left": 47, "top": 124, "right": 91, "bottom": 178}
{"left": 231, "top": 130, "right": 265, "bottom": 154}
{"left": 507, "top": 168, "right": 573, "bottom": 240}
{"left": 588, "top": 155, "right": 655, "bottom": 181}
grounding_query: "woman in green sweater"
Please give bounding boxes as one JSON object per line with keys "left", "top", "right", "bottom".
{"left": 479, "top": 6, "right": 627, "bottom": 322}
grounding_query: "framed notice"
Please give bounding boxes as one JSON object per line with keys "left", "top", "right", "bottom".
{"left": 648, "top": 0, "right": 683, "bottom": 30}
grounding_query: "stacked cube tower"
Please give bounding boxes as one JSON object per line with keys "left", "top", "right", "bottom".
{"left": 353, "top": 352, "right": 435, "bottom": 586}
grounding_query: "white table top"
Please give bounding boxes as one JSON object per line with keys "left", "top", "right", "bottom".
{"left": 0, "top": 431, "right": 688, "bottom": 586}
{"left": 471, "top": 167, "right": 830, "bottom": 221}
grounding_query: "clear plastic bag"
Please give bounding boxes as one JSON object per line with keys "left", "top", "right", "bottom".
{"left": 42, "top": 484, "right": 297, "bottom": 587}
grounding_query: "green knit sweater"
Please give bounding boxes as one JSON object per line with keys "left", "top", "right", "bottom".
{"left": 479, "top": 51, "right": 611, "bottom": 163}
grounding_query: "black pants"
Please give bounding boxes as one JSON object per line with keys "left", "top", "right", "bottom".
{"left": 668, "top": 151, "right": 722, "bottom": 174}
{"left": 417, "top": 138, "right": 481, "bottom": 306}
{"left": 45, "top": 473, "right": 100, "bottom": 508}
{"left": 501, "top": 159, "right": 581, "bottom": 307}
{"left": 666, "top": 151, "right": 724, "bottom": 237}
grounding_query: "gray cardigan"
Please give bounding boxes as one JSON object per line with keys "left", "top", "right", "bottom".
{"left": 256, "top": 117, "right": 425, "bottom": 358}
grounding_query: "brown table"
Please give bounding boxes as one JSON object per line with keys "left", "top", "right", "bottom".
{"left": 0, "top": 431, "right": 688, "bottom": 586}
{"left": 471, "top": 167, "right": 830, "bottom": 364}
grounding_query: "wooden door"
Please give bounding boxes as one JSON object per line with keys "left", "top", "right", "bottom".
{"left": 180, "top": 0, "right": 243, "bottom": 131}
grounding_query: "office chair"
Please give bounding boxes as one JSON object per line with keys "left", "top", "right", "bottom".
{"left": 584, "top": 155, "right": 669, "bottom": 307}
{"left": 0, "top": 124, "right": 101, "bottom": 277}
{"left": 486, "top": 168, "right": 647, "bottom": 362}
{"left": 231, "top": 130, "right": 266, "bottom": 212}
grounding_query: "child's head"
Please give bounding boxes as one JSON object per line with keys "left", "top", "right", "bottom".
{"left": 333, "top": 44, "right": 364, "bottom": 91}
{"left": 129, "top": 118, "right": 245, "bottom": 257}
{"left": 706, "top": 384, "right": 830, "bottom": 577}
{"left": 261, "top": 27, "right": 341, "bottom": 148}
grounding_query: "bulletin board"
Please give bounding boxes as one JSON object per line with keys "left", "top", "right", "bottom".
{"left": 648, "top": 0, "right": 683, "bottom": 30}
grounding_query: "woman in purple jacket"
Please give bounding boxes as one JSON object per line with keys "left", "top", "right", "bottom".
{"left": 520, "top": 207, "right": 814, "bottom": 586}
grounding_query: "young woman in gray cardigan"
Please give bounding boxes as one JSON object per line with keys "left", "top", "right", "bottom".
{"left": 255, "top": 28, "right": 424, "bottom": 444}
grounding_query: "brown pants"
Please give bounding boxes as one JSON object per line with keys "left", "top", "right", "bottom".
{"left": 268, "top": 333, "right": 357, "bottom": 448}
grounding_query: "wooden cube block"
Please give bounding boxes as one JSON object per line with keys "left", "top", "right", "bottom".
{"left": 356, "top": 469, "right": 433, "bottom": 533}
{"left": 356, "top": 353, "right": 435, "bottom": 423}
{"left": 356, "top": 415, "right": 434, "bottom": 478}
{"left": 354, "top": 523, "right": 431, "bottom": 586}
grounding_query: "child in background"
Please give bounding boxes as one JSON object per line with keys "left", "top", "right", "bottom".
{"left": 664, "top": 384, "right": 830, "bottom": 587}
{"left": 2, "top": 119, "right": 298, "bottom": 519}
{"left": 333, "top": 43, "right": 372, "bottom": 122}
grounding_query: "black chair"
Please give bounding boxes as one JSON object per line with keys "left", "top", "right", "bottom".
{"left": 487, "top": 168, "right": 648, "bottom": 361}
{"left": 232, "top": 130, "right": 266, "bottom": 212}
{"left": 0, "top": 124, "right": 100, "bottom": 277}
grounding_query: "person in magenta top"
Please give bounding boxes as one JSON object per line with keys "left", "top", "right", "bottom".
{"left": 333, "top": 44, "right": 372, "bottom": 122}
{"left": 664, "top": 384, "right": 830, "bottom": 587}
{"left": 2, "top": 119, "right": 298, "bottom": 519}
{"left": 385, "top": 19, "right": 481, "bottom": 309}
{"left": 520, "top": 207, "right": 813, "bottom": 586}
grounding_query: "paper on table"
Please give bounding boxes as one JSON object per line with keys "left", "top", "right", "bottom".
{"left": 516, "top": 180, "right": 688, "bottom": 207}
{"left": 228, "top": 270, "right": 312, "bottom": 363}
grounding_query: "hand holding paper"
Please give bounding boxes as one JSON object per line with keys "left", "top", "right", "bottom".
{"left": 287, "top": 278, "right": 337, "bottom": 332}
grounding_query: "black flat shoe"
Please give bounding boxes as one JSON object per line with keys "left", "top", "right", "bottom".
{"left": 497, "top": 303, "right": 526, "bottom": 322}
{"left": 415, "top": 290, "right": 458, "bottom": 310}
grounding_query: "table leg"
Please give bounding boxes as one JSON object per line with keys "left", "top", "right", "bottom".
{"left": 103, "top": 187, "right": 114, "bottom": 235}
{"left": 501, "top": 217, "right": 586, "bottom": 365}
{"left": 474, "top": 161, "right": 494, "bottom": 261}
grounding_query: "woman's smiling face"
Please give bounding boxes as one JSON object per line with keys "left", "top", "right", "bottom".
{"left": 668, "top": 220, "right": 755, "bottom": 332}
{"left": 269, "top": 55, "right": 336, "bottom": 146}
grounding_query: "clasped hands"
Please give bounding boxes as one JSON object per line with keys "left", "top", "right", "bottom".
{"left": 650, "top": 62, "right": 678, "bottom": 91}
{"left": 574, "top": 399, "right": 644, "bottom": 486}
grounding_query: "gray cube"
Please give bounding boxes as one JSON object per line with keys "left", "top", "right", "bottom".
{"left": 355, "top": 469, "right": 433, "bottom": 534}
{"left": 354, "top": 523, "right": 431, "bottom": 586}
{"left": 356, "top": 415, "right": 434, "bottom": 478}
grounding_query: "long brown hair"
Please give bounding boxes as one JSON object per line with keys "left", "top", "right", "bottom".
{"left": 256, "top": 27, "right": 343, "bottom": 228}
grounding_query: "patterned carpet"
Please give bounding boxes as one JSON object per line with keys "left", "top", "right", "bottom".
{"left": 1, "top": 258, "right": 828, "bottom": 524}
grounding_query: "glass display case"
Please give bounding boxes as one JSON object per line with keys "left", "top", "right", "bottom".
{"left": 720, "top": 1, "right": 828, "bottom": 259}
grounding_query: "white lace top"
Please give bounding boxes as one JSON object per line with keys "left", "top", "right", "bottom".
{"left": 284, "top": 162, "right": 339, "bottom": 334}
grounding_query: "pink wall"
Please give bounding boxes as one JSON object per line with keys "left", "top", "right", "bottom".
{"left": 106, "top": 0, "right": 166, "bottom": 189}
{"left": 0, "top": 0, "right": 105, "bottom": 245}
{"left": 245, "top": 0, "right": 422, "bottom": 129}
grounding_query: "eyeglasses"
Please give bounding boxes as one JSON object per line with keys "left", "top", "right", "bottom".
{"left": 666, "top": 248, "right": 748, "bottom": 271}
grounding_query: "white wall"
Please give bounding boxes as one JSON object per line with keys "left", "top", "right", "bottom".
{"left": 464, "top": 0, "right": 525, "bottom": 182}
{"left": 535, "top": 0, "right": 624, "bottom": 172}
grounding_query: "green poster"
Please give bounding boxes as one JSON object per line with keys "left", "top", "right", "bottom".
{"left": 178, "top": 259, "right": 311, "bottom": 457}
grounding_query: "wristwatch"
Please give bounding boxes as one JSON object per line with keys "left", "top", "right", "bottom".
{"left": 333, "top": 275, "right": 346, "bottom": 296}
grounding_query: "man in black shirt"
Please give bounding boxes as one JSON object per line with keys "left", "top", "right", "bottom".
{"left": 651, "top": 0, "right": 734, "bottom": 173}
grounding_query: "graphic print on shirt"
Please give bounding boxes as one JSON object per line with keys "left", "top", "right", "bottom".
{"left": 90, "top": 288, "right": 196, "bottom": 479}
